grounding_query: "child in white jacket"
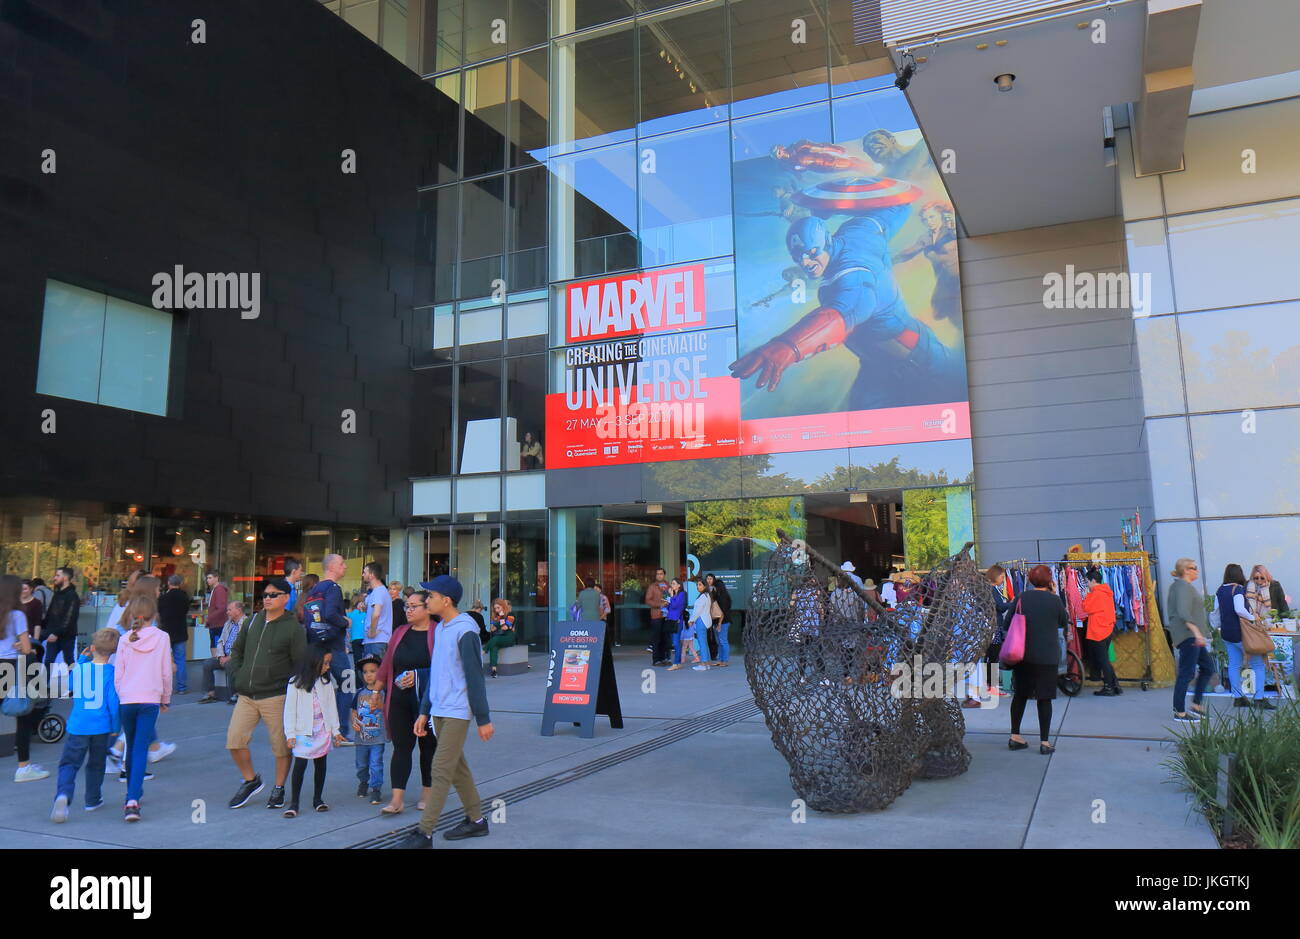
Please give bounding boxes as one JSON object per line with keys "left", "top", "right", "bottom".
{"left": 282, "top": 644, "right": 343, "bottom": 817}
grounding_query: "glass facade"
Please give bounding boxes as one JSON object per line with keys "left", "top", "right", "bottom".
{"left": 384, "top": 0, "right": 972, "bottom": 642}
{"left": 0, "top": 496, "right": 391, "bottom": 646}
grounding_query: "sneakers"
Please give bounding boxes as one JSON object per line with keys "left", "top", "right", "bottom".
{"left": 398, "top": 830, "right": 433, "bottom": 849}
{"left": 1254, "top": 699, "right": 1277, "bottom": 710}
{"left": 314, "top": 801, "right": 329, "bottom": 812}
{"left": 266, "top": 785, "right": 285, "bottom": 809}
{"left": 1093, "top": 688, "right": 1117, "bottom": 696}
{"left": 85, "top": 799, "right": 105, "bottom": 812}
{"left": 1173, "top": 712, "right": 1201, "bottom": 723}
{"left": 368, "top": 788, "right": 382, "bottom": 804}
{"left": 692, "top": 664, "right": 709, "bottom": 671}
{"left": 14, "top": 764, "right": 50, "bottom": 783}
{"left": 443, "top": 817, "right": 489, "bottom": 841}
{"left": 1233, "top": 697, "right": 1251, "bottom": 707}
{"left": 50, "top": 795, "right": 69, "bottom": 824}
{"left": 357, "top": 781, "right": 369, "bottom": 798}
{"left": 119, "top": 769, "right": 155, "bottom": 782}
{"left": 148, "top": 742, "right": 176, "bottom": 763}
{"left": 124, "top": 801, "right": 141, "bottom": 822}
{"left": 228, "top": 775, "right": 264, "bottom": 809}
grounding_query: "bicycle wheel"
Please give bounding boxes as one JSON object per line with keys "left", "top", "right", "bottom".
{"left": 1058, "top": 652, "right": 1083, "bottom": 696}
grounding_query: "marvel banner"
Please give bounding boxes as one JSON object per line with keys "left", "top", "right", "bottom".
{"left": 545, "top": 89, "right": 971, "bottom": 471}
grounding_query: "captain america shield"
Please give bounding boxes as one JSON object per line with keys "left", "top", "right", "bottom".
{"left": 792, "top": 176, "right": 922, "bottom": 215}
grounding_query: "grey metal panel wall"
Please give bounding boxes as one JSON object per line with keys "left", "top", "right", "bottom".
{"left": 961, "top": 216, "right": 1155, "bottom": 564}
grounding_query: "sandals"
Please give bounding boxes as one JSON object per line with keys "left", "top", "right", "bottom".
{"left": 380, "top": 805, "right": 403, "bottom": 815}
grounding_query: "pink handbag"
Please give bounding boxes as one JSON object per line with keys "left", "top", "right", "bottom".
{"left": 999, "top": 598, "right": 1026, "bottom": 667}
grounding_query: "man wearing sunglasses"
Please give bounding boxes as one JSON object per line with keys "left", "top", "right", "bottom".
{"left": 224, "top": 577, "right": 306, "bottom": 810}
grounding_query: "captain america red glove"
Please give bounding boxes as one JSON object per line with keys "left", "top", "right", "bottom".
{"left": 728, "top": 307, "right": 848, "bottom": 391}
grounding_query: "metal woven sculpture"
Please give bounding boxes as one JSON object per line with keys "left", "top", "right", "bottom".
{"left": 744, "top": 532, "right": 996, "bottom": 812}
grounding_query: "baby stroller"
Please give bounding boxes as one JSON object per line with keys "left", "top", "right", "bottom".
{"left": 1057, "top": 621, "right": 1085, "bottom": 696}
{"left": 3, "top": 656, "right": 67, "bottom": 744}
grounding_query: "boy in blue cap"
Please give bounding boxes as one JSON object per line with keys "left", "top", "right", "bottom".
{"left": 398, "top": 575, "right": 494, "bottom": 847}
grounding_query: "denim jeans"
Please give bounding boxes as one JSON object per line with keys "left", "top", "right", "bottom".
{"left": 362, "top": 642, "right": 388, "bottom": 662}
{"left": 716, "top": 621, "right": 730, "bottom": 663}
{"left": 56, "top": 732, "right": 111, "bottom": 806}
{"left": 119, "top": 704, "right": 160, "bottom": 803}
{"left": 1225, "top": 640, "right": 1267, "bottom": 699}
{"left": 329, "top": 651, "right": 352, "bottom": 740}
{"left": 1172, "top": 637, "right": 1214, "bottom": 713}
{"left": 43, "top": 635, "right": 76, "bottom": 667}
{"left": 355, "top": 740, "right": 385, "bottom": 789}
{"left": 171, "top": 641, "right": 188, "bottom": 693}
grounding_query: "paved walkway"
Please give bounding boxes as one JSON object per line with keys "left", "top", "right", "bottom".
{"left": 0, "top": 651, "right": 1217, "bottom": 849}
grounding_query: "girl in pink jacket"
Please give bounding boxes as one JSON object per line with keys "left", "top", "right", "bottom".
{"left": 114, "top": 594, "right": 172, "bottom": 822}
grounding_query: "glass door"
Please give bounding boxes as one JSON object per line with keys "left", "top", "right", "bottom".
{"left": 450, "top": 524, "right": 503, "bottom": 613}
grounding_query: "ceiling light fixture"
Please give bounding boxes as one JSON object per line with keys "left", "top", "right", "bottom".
{"left": 994, "top": 73, "right": 1016, "bottom": 92}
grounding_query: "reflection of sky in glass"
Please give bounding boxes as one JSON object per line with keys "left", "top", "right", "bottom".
{"left": 850, "top": 439, "right": 973, "bottom": 481}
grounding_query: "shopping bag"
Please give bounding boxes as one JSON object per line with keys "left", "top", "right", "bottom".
{"left": 998, "top": 598, "right": 1026, "bottom": 667}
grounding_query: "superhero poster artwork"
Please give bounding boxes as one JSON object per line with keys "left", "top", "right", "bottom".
{"left": 729, "top": 94, "right": 971, "bottom": 455}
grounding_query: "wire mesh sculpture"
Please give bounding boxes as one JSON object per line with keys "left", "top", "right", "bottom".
{"left": 744, "top": 531, "right": 997, "bottom": 812}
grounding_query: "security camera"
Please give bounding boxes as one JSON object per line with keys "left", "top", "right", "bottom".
{"left": 895, "top": 62, "right": 915, "bottom": 91}
{"left": 994, "top": 73, "right": 1016, "bottom": 92}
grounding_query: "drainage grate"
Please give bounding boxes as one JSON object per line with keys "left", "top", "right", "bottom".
{"left": 349, "top": 698, "right": 761, "bottom": 848}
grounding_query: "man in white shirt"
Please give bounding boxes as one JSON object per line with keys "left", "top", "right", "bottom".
{"left": 880, "top": 575, "right": 898, "bottom": 607}
{"left": 362, "top": 562, "right": 393, "bottom": 660}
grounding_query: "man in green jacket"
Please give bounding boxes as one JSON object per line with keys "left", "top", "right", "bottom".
{"left": 224, "top": 578, "right": 305, "bottom": 810}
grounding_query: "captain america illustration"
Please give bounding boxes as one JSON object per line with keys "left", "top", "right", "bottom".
{"left": 728, "top": 177, "right": 966, "bottom": 411}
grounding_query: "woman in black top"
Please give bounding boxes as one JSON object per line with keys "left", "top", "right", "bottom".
{"left": 1008, "top": 564, "right": 1069, "bottom": 754}
{"left": 374, "top": 590, "right": 435, "bottom": 815}
{"left": 704, "top": 574, "right": 731, "bottom": 664}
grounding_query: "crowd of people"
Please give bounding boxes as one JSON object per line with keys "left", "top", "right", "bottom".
{"left": 0, "top": 562, "right": 494, "bottom": 846}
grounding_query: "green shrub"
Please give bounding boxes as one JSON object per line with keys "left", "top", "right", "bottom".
{"left": 1165, "top": 702, "right": 1300, "bottom": 847}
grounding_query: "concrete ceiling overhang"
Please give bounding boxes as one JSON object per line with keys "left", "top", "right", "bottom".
{"left": 886, "top": 0, "right": 1148, "bottom": 236}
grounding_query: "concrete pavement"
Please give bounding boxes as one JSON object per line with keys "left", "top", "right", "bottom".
{"left": 0, "top": 651, "right": 1217, "bottom": 849}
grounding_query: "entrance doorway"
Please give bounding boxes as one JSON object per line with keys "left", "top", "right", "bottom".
{"left": 803, "top": 491, "right": 905, "bottom": 588}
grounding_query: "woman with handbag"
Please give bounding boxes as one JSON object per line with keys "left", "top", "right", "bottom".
{"left": 1003, "top": 565, "right": 1068, "bottom": 754}
{"left": 2, "top": 575, "right": 47, "bottom": 783}
{"left": 1216, "top": 563, "right": 1274, "bottom": 710}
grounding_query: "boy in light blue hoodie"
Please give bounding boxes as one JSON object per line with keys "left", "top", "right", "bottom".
{"left": 50, "top": 629, "right": 122, "bottom": 821}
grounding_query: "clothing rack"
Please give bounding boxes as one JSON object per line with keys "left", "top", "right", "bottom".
{"left": 996, "top": 553, "right": 1169, "bottom": 689}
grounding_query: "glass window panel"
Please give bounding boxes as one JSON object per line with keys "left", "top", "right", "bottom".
{"left": 548, "top": 141, "right": 638, "bottom": 281}
{"left": 509, "top": 166, "right": 548, "bottom": 291}
{"left": 849, "top": 439, "right": 975, "bottom": 490}
{"left": 1133, "top": 315, "right": 1184, "bottom": 416}
{"left": 1167, "top": 198, "right": 1300, "bottom": 312}
{"left": 553, "top": 0, "right": 636, "bottom": 35}
{"left": 460, "top": 175, "right": 506, "bottom": 261}
{"left": 37, "top": 280, "right": 105, "bottom": 406}
{"left": 509, "top": 49, "right": 549, "bottom": 167}
{"left": 464, "top": 0, "right": 508, "bottom": 64}
{"left": 420, "top": 0, "right": 463, "bottom": 74}
{"left": 505, "top": 355, "right": 547, "bottom": 472}
{"left": 98, "top": 296, "right": 172, "bottom": 416}
{"left": 637, "top": 1, "right": 729, "bottom": 137}
{"left": 432, "top": 304, "right": 455, "bottom": 357}
{"left": 413, "top": 478, "right": 452, "bottom": 515}
{"left": 638, "top": 123, "right": 733, "bottom": 267}
{"left": 415, "top": 185, "right": 458, "bottom": 304}
{"left": 411, "top": 366, "right": 454, "bottom": 476}
{"left": 507, "top": 299, "right": 548, "bottom": 338}
{"left": 509, "top": 0, "right": 547, "bottom": 51}
{"left": 456, "top": 475, "right": 502, "bottom": 513}
{"left": 380, "top": 0, "right": 413, "bottom": 67}
{"left": 424, "top": 72, "right": 461, "bottom": 186}
{"left": 828, "top": 0, "right": 894, "bottom": 96}
{"left": 1123, "top": 219, "right": 1175, "bottom": 318}
{"left": 553, "top": 22, "right": 636, "bottom": 154}
{"left": 458, "top": 360, "right": 504, "bottom": 473}
{"left": 344, "top": 0, "right": 380, "bottom": 40}
{"left": 458, "top": 304, "right": 503, "bottom": 359}
{"left": 1144, "top": 417, "right": 1197, "bottom": 520}
{"left": 463, "top": 60, "right": 508, "bottom": 176}
{"left": 729, "top": 0, "right": 830, "bottom": 119}
{"left": 1178, "top": 301, "right": 1300, "bottom": 413}
{"left": 1191, "top": 408, "right": 1300, "bottom": 517}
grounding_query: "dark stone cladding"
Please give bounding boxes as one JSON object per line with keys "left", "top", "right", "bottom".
{"left": 0, "top": 0, "right": 441, "bottom": 528}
